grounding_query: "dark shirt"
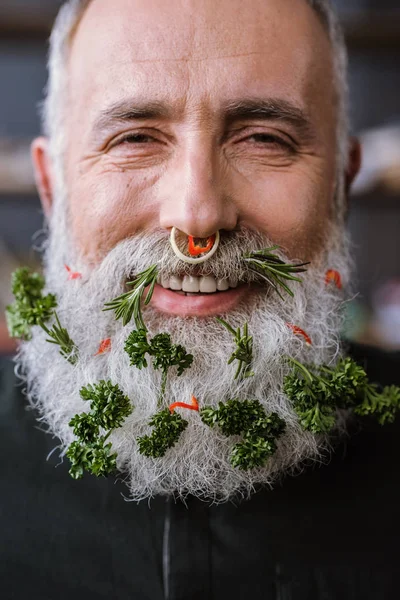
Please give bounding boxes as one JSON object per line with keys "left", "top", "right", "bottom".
{"left": 0, "top": 344, "right": 399, "bottom": 600}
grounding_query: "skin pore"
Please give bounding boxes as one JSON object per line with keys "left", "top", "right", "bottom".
{"left": 32, "top": 0, "right": 360, "bottom": 318}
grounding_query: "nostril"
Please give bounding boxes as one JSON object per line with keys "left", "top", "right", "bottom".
{"left": 170, "top": 227, "right": 220, "bottom": 265}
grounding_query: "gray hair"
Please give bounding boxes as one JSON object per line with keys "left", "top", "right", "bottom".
{"left": 42, "top": 0, "right": 349, "bottom": 218}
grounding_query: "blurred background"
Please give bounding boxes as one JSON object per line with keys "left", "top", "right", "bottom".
{"left": 0, "top": 0, "right": 399, "bottom": 354}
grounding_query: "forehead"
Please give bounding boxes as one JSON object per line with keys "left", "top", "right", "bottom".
{"left": 68, "top": 0, "right": 335, "bottom": 123}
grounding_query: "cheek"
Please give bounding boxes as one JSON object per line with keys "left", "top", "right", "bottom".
{"left": 68, "top": 171, "right": 158, "bottom": 261}
{"left": 236, "top": 166, "right": 334, "bottom": 259}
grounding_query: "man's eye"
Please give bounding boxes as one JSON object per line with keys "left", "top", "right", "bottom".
{"left": 245, "top": 133, "right": 291, "bottom": 148}
{"left": 119, "top": 134, "right": 155, "bottom": 144}
{"left": 106, "top": 131, "right": 164, "bottom": 157}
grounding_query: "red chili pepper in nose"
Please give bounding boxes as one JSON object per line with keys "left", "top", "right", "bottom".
{"left": 286, "top": 323, "right": 312, "bottom": 346}
{"left": 325, "top": 269, "right": 342, "bottom": 289}
{"left": 188, "top": 235, "right": 216, "bottom": 257}
{"left": 169, "top": 395, "right": 199, "bottom": 413}
{"left": 94, "top": 338, "right": 112, "bottom": 356}
{"left": 65, "top": 264, "right": 82, "bottom": 280}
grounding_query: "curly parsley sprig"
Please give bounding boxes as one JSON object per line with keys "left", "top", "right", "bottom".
{"left": 243, "top": 246, "right": 308, "bottom": 299}
{"left": 283, "top": 356, "right": 400, "bottom": 433}
{"left": 124, "top": 329, "right": 193, "bottom": 458}
{"left": 283, "top": 357, "right": 367, "bottom": 434}
{"left": 201, "top": 399, "right": 286, "bottom": 470}
{"left": 354, "top": 384, "right": 400, "bottom": 425}
{"left": 67, "top": 380, "right": 133, "bottom": 479}
{"left": 137, "top": 409, "right": 188, "bottom": 458}
{"left": 103, "top": 265, "right": 158, "bottom": 330}
{"left": 67, "top": 439, "right": 117, "bottom": 479}
{"left": 125, "top": 329, "right": 193, "bottom": 406}
{"left": 6, "top": 267, "right": 57, "bottom": 340}
{"left": 216, "top": 318, "right": 254, "bottom": 380}
{"left": 6, "top": 267, "right": 78, "bottom": 365}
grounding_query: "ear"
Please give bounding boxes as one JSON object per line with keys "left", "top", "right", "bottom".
{"left": 345, "top": 136, "right": 362, "bottom": 195}
{"left": 31, "top": 137, "right": 54, "bottom": 218}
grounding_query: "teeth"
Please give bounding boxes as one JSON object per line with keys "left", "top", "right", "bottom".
{"left": 169, "top": 275, "right": 182, "bottom": 291}
{"left": 200, "top": 276, "right": 217, "bottom": 293}
{"left": 161, "top": 274, "right": 170, "bottom": 289}
{"left": 159, "top": 274, "right": 239, "bottom": 293}
{"left": 217, "top": 278, "right": 229, "bottom": 291}
{"left": 182, "top": 276, "right": 200, "bottom": 293}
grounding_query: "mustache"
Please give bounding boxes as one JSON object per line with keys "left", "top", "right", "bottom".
{"left": 117, "top": 228, "right": 296, "bottom": 282}
{"left": 77, "top": 227, "right": 309, "bottom": 307}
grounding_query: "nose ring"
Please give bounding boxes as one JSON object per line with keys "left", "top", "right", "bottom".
{"left": 170, "top": 228, "right": 220, "bottom": 264}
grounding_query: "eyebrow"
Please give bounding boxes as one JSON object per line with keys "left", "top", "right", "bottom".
{"left": 91, "top": 100, "right": 172, "bottom": 136}
{"left": 91, "top": 96, "right": 315, "bottom": 140}
{"left": 223, "top": 98, "right": 315, "bottom": 139}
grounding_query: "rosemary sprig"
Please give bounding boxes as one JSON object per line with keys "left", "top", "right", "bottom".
{"left": 67, "top": 380, "right": 133, "bottom": 479}
{"left": 216, "top": 317, "right": 254, "bottom": 380}
{"left": 41, "top": 313, "right": 79, "bottom": 365}
{"left": 243, "top": 246, "right": 308, "bottom": 299}
{"left": 103, "top": 265, "right": 158, "bottom": 330}
{"left": 201, "top": 399, "right": 286, "bottom": 470}
{"left": 6, "top": 267, "right": 57, "bottom": 340}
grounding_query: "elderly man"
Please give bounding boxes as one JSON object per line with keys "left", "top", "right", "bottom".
{"left": 1, "top": 0, "right": 399, "bottom": 598}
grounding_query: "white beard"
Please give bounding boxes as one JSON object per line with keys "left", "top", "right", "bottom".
{"left": 16, "top": 202, "right": 352, "bottom": 502}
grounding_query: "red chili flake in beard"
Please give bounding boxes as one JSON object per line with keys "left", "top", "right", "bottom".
{"left": 325, "top": 269, "right": 342, "bottom": 289}
{"left": 94, "top": 338, "right": 112, "bottom": 356}
{"left": 286, "top": 323, "right": 312, "bottom": 346}
{"left": 169, "top": 395, "right": 199, "bottom": 413}
{"left": 65, "top": 264, "right": 82, "bottom": 280}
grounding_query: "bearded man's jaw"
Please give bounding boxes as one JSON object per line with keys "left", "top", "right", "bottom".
{"left": 16, "top": 225, "right": 351, "bottom": 502}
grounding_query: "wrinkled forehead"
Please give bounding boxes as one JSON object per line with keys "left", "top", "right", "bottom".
{"left": 68, "top": 0, "right": 335, "bottom": 127}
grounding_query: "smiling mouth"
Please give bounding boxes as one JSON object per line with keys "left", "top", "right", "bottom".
{"left": 157, "top": 273, "right": 239, "bottom": 295}
{"left": 149, "top": 274, "right": 250, "bottom": 317}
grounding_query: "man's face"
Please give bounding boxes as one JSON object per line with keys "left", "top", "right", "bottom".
{"left": 60, "top": 0, "right": 337, "bottom": 317}
{"left": 24, "top": 0, "right": 356, "bottom": 500}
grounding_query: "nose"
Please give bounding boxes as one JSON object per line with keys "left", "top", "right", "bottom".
{"left": 158, "top": 140, "right": 238, "bottom": 238}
